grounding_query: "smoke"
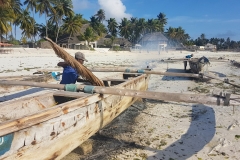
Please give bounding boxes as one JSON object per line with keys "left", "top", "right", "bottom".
{"left": 98, "top": 0, "right": 132, "bottom": 22}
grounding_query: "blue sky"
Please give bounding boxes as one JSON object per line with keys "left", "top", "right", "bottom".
{"left": 20, "top": 0, "right": 240, "bottom": 41}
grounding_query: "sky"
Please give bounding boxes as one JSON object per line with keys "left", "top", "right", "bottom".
{"left": 19, "top": 0, "right": 240, "bottom": 41}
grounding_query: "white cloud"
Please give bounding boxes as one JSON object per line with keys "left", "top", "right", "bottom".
{"left": 98, "top": 0, "right": 132, "bottom": 22}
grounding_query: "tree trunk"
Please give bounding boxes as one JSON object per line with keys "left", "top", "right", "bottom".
{"left": 10, "top": 22, "right": 13, "bottom": 41}
{"left": 32, "top": 10, "right": 35, "bottom": 46}
{"left": 45, "top": 14, "right": 48, "bottom": 37}
{"left": 15, "top": 25, "right": 17, "bottom": 40}
{"left": 67, "top": 32, "right": 72, "bottom": 48}
{"left": 56, "top": 24, "right": 60, "bottom": 43}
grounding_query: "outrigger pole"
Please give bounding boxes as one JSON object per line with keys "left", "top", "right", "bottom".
{"left": 0, "top": 80, "right": 238, "bottom": 106}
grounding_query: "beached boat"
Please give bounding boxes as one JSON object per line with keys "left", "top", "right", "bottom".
{"left": 0, "top": 73, "right": 150, "bottom": 160}
{"left": 189, "top": 56, "right": 210, "bottom": 74}
{"left": 188, "top": 58, "right": 203, "bottom": 74}
{"left": 0, "top": 74, "right": 53, "bottom": 94}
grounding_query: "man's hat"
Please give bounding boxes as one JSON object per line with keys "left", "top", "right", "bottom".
{"left": 75, "top": 52, "right": 88, "bottom": 62}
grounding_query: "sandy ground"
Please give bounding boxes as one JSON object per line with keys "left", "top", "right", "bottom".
{"left": 0, "top": 48, "right": 240, "bottom": 160}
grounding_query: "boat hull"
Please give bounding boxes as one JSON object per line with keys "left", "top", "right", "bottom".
{"left": 0, "top": 74, "right": 149, "bottom": 160}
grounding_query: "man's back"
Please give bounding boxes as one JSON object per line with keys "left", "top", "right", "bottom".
{"left": 60, "top": 66, "right": 78, "bottom": 84}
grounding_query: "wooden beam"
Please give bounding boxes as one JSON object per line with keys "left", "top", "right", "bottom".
{"left": 90, "top": 68, "right": 204, "bottom": 78}
{"left": 53, "top": 91, "right": 91, "bottom": 98}
{"left": 212, "top": 89, "right": 240, "bottom": 100}
{"left": 0, "top": 75, "right": 146, "bottom": 137}
{"left": 0, "top": 80, "right": 238, "bottom": 106}
{"left": 204, "top": 74, "right": 240, "bottom": 88}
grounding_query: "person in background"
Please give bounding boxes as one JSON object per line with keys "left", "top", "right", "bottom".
{"left": 184, "top": 53, "right": 194, "bottom": 70}
{"left": 57, "top": 52, "right": 88, "bottom": 84}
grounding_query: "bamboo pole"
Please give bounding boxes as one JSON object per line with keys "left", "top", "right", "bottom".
{"left": 0, "top": 80, "right": 238, "bottom": 106}
{"left": 38, "top": 68, "right": 206, "bottom": 79}
{"left": 161, "top": 58, "right": 229, "bottom": 62}
{"left": 89, "top": 68, "right": 203, "bottom": 78}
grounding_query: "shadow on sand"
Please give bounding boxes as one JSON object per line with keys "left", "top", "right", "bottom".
{"left": 0, "top": 88, "right": 45, "bottom": 102}
{"left": 147, "top": 104, "right": 215, "bottom": 159}
{"left": 81, "top": 102, "right": 215, "bottom": 160}
{"left": 162, "top": 68, "right": 194, "bottom": 81}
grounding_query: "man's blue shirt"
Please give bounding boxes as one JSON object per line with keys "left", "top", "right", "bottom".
{"left": 60, "top": 66, "right": 78, "bottom": 84}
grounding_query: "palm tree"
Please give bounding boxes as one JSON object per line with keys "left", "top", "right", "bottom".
{"left": 136, "top": 18, "right": 146, "bottom": 35}
{"left": 50, "top": 0, "right": 74, "bottom": 43}
{"left": 94, "top": 23, "right": 107, "bottom": 37}
{"left": 90, "top": 16, "right": 100, "bottom": 34}
{"left": 21, "top": 17, "right": 35, "bottom": 39}
{"left": 157, "top": 12, "right": 167, "bottom": 26}
{"left": 94, "top": 9, "right": 105, "bottom": 23}
{"left": 119, "top": 17, "right": 131, "bottom": 40}
{"left": 175, "top": 27, "right": 186, "bottom": 41}
{"left": 106, "top": 18, "right": 118, "bottom": 47}
{"left": 166, "top": 27, "right": 177, "bottom": 46}
{"left": 62, "top": 14, "right": 82, "bottom": 45}
{"left": 37, "top": 21, "right": 57, "bottom": 40}
{"left": 0, "top": 0, "right": 10, "bottom": 7}
{"left": 146, "top": 19, "right": 162, "bottom": 33}
{"left": 36, "top": 0, "right": 54, "bottom": 37}
{"left": 24, "top": 0, "right": 36, "bottom": 42}
{"left": 18, "top": 9, "right": 34, "bottom": 39}
{"left": 90, "top": 16, "right": 107, "bottom": 37}
{"left": 10, "top": 0, "right": 22, "bottom": 40}
{"left": 82, "top": 27, "right": 97, "bottom": 49}
{"left": 107, "top": 18, "right": 118, "bottom": 37}
{"left": 0, "top": 6, "right": 13, "bottom": 42}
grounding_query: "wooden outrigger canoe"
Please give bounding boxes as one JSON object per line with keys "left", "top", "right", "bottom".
{"left": 0, "top": 73, "right": 150, "bottom": 160}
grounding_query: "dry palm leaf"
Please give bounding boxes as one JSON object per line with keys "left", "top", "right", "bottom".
{"left": 44, "top": 37, "right": 104, "bottom": 86}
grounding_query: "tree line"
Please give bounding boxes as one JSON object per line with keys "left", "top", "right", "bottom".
{"left": 1, "top": 0, "right": 240, "bottom": 50}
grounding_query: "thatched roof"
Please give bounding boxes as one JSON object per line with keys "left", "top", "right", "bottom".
{"left": 97, "top": 35, "right": 132, "bottom": 47}
{"left": 139, "top": 32, "right": 168, "bottom": 42}
{"left": 57, "top": 35, "right": 80, "bottom": 44}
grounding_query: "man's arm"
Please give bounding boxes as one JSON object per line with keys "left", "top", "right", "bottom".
{"left": 57, "top": 62, "right": 69, "bottom": 67}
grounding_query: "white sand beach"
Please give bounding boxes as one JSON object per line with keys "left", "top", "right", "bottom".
{"left": 0, "top": 48, "right": 240, "bottom": 160}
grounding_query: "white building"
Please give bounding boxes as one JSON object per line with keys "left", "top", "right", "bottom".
{"left": 205, "top": 43, "right": 217, "bottom": 50}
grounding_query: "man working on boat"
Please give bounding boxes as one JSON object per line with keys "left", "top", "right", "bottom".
{"left": 184, "top": 53, "right": 194, "bottom": 71}
{"left": 57, "top": 52, "right": 89, "bottom": 84}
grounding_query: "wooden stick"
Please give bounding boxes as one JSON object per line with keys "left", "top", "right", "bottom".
{"left": 89, "top": 68, "right": 204, "bottom": 78}
{"left": 161, "top": 58, "right": 229, "bottom": 62}
{"left": 212, "top": 89, "right": 240, "bottom": 100}
{"left": 0, "top": 80, "right": 238, "bottom": 106}
{"left": 37, "top": 68, "right": 207, "bottom": 79}
{"left": 204, "top": 74, "right": 240, "bottom": 88}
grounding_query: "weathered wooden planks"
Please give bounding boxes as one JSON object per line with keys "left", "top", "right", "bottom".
{"left": 0, "top": 74, "right": 149, "bottom": 160}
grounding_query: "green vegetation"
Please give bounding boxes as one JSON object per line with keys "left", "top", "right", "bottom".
{"left": 235, "top": 135, "right": 240, "bottom": 139}
{"left": 1, "top": 1, "right": 239, "bottom": 49}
